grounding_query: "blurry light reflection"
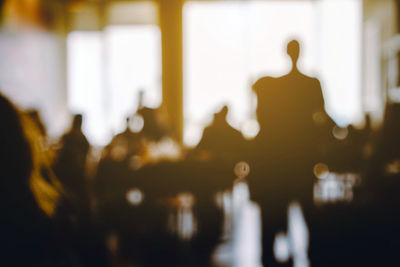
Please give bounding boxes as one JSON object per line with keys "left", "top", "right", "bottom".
{"left": 312, "top": 111, "right": 328, "bottom": 125}
{"left": 106, "top": 232, "right": 119, "bottom": 256}
{"left": 332, "top": 126, "right": 349, "bottom": 140}
{"left": 313, "top": 162, "right": 329, "bottom": 179}
{"left": 126, "top": 188, "right": 144, "bottom": 206}
{"left": 385, "top": 159, "right": 400, "bottom": 175}
{"left": 213, "top": 168, "right": 262, "bottom": 267}
{"left": 146, "top": 138, "right": 182, "bottom": 161}
{"left": 313, "top": 172, "right": 360, "bottom": 204}
{"left": 168, "top": 192, "right": 197, "bottom": 241}
{"left": 110, "top": 142, "right": 128, "bottom": 161}
{"left": 129, "top": 114, "right": 144, "bottom": 133}
{"left": 234, "top": 161, "right": 250, "bottom": 179}
{"left": 128, "top": 155, "right": 143, "bottom": 170}
{"left": 274, "top": 202, "right": 310, "bottom": 267}
{"left": 242, "top": 120, "right": 260, "bottom": 140}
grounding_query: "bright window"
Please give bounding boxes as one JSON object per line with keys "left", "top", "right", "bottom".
{"left": 183, "top": 0, "right": 362, "bottom": 146}
{"left": 67, "top": 25, "right": 161, "bottom": 146}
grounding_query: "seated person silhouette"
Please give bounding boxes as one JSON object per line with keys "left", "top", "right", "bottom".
{"left": 252, "top": 39, "right": 332, "bottom": 156}
{"left": 136, "top": 91, "right": 170, "bottom": 142}
{"left": 192, "top": 105, "right": 246, "bottom": 162}
{"left": 107, "top": 117, "right": 144, "bottom": 162}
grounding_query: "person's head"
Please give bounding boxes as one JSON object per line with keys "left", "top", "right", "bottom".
{"left": 287, "top": 39, "right": 300, "bottom": 66}
{"left": 72, "top": 114, "right": 83, "bottom": 130}
{"left": 215, "top": 105, "right": 229, "bottom": 121}
{"left": 364, "top": 114, "right": 371, "bottom": 130}
{"left": 0, "top": 94, "right": 61, "bottom": 216}
{"left": 0, "top": 94, "right": 32, "bottom": 183}
{"left": 220, "top": 105, "right": 228, "bottom": 117}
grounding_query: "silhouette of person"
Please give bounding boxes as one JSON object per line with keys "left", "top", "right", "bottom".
{"left": 53, "top": 114, "right": 111, "bottom": 267}
{"left": 108, "top": 117, "right": 144, "bottom": 162}
{"left": 253, "top": 40, "right": 331, "bottom": 153}
{"left": 94, "top": 117, "right": 144, "bottom": 218}
{"left": 251, "top": 40, "right": 333, "bottom": 265}
{"left": 0, "top": 94, "right": 70, "bottom": 265}
{"left": 192, "top": 105, "right": 246, "bottom": 162}
{"left": 54, "top": 114, "right": 90, "bottom": 222}
{"left": 251, "top": 39, "right": 335, "bottom": 205}
{"left": 136, "top": 91, "right": 170, "bottom": 142}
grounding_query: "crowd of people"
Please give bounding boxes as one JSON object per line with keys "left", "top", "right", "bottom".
{"left": 2, "top": 40, "right": 400, "bottom": 266}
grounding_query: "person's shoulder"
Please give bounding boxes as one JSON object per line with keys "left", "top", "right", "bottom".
{"left": 311, "top": 77, "right": 321, "bottom": 86}
{"left": 254, "top": 76, "right": 275, "bottom": 84}
{"left": 253, "top": 76, "right": 275, "bottom": 91}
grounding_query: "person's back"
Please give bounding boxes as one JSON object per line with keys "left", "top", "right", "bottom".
{"left": 278, "top": 72, "right": 323, "bottom": 145}
{"left": 54, "top": 114, "right": 90, "bottom": 222}
{"left": 194, "top": 105, "right": 246, "bottom": 162}
{"left": 253, "top": 40, "right": 326, "bottom": 151}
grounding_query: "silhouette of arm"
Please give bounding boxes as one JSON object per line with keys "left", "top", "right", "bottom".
{"left": 312, "top": 78, "right": 336, "bottom": 127}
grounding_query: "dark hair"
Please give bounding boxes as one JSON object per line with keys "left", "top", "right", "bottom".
{"left": 0, "top": 94, "right": 33, "bottom": 183}
{"left": 0, "top": 93, "right": 61, "bottom": 216}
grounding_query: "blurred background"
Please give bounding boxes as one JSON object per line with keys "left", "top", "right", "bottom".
{"left": 1, "top": 0, "right": 386, "bottom": 146}
{"left": 1, "top": 0, "right": 400, "bottom": 266}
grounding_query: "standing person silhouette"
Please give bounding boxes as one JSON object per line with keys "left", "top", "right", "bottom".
{"left": 250, "top": 39, "right": 333, "bottom": 266}
{"left": 253, "top": 39, "right": 329, "bottom": 152}
{"left": 54, "top": 114, "right": 91, "bottom": 223}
